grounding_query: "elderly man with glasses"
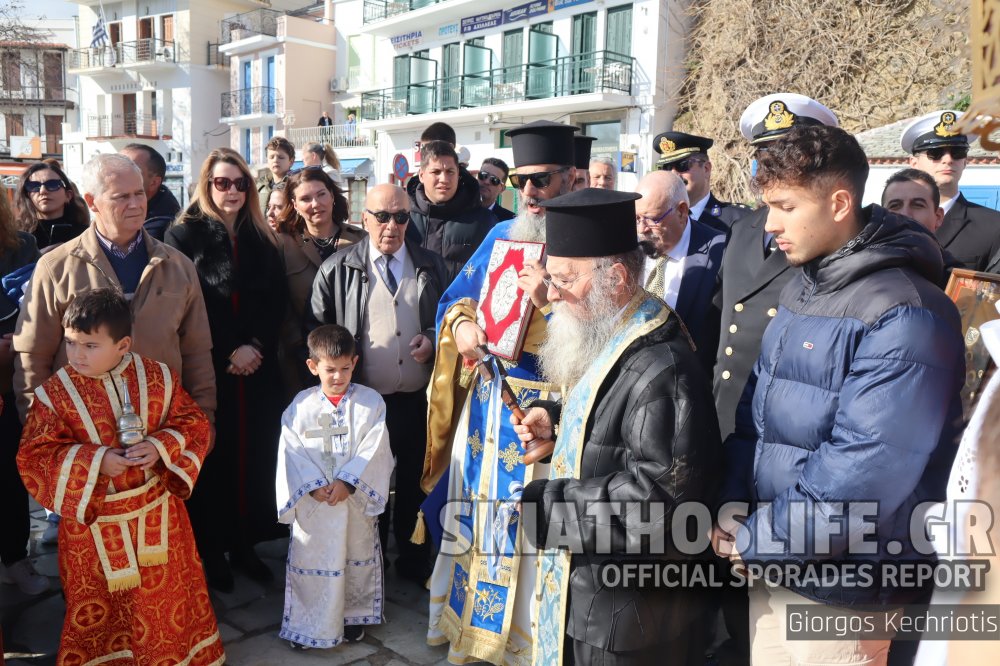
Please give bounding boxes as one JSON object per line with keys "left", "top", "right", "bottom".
{"left": 309, "top": 183, "right": 449, "bottom": 586}
{"left": 635, "top": 169, "right": 725, "bottom": 372}
{"left": 903, "top": 110, "right": 1000, "bottom": 272}
{"left": 422, "top": 120, "right": 577, "bottom": 666}
{"left": 653, "top": 131, "right": 748, "bottom": 233}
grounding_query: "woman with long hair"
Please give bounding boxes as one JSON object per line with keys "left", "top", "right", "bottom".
{"left": 275, "top": 167, "right": 364, "bottom": 394}
{"left": 301, "top": 142, "right": 343, "bottom": 185}
{"left": 0, "top": 192, "right": 45, "bottom": 595}
{"left": 164, "top": 147, "right": 287, "bottom": 592}
{"left": 16, "top": 161, "right": 89, "bottom": 252}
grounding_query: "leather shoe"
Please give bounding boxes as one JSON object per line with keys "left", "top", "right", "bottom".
{"left": 230, "top": 546, "right": 274, "bottom": 584}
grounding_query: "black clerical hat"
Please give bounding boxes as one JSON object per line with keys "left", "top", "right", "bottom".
{"left": 653, "top": 131, "right": 713, "bottom": 167}
{"left": 574, "top": 135, "right": 596, "bottom": 169}
{"left": 541, "top": 188, "right": 641, "bottom": 257}
{"left": 507, "top": 120, "right": 579, "bottom": 168}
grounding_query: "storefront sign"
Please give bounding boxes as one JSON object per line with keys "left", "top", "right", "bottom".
{"left": 461, "top": 10, "right": 503, "bottom": 34}
{"left": 390, "top": 30, "right": 423, "bottom": 50}
{"left": 438, "top": 23, "right": 460, "bottom": 38}
{"left": 503, "top": 1, "right": 549, "bottom": 24}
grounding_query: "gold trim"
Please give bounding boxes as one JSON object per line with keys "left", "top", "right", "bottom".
{"left": 53, "top": 444, "right": 82, "bottom": 516}
{"left": 77, "top": 446, "right": 108, "bottom": 524}
{"left": 148, "top": 434, "right": 194, "bottom": 492}
{"left": 57, "top": 367, "right": 102, "bottom": 445}
{"left": 96, "top": 487, "right": 168, "bottom": 523}
{"left": 82, "top": 650, "right": 134, "bottom": 666}
{"left": 182, "top": 449, "right": 203, "bottom": 471}
{"left": 91, "top": 520, "right": 141, "bottom": 592}
{"left": 158, "top": 361, "right": 174, "bottom": 427}
{"left": 174, "top": 631, "right": 223, "bottom": 666}
{"left": 34, "top": 385, "right": 53, "bottom": 410}
{"left": 103, "top": 476, "right": 158, "bottom": 502}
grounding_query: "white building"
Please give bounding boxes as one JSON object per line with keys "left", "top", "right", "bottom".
{"left": 334, "top": 0, "right": 689, "bottom": 199}
{"left": 61, "top": 0, "right": 305, "bottom": 207}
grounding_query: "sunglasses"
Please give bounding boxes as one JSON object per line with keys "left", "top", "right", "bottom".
{"left": 211, "top": 176, "right": 252, "bottom": 193}
{"left": 636, "top": 206, "right": 675, "bottom": 227}
{"left": 921, "top": 146, "right": 969, "bottom": 161}
{"left": 660, "top": 158, "right": 704, "bottom": 174}
{"left": 25, "top": 179, "right": 66, "bottom": 193}
{"left": 508, "top": 167, "right": 569, "bottom": 190}
{"left": 365, "top": 209, "right": 410, "bottom": 225}
{"left": 477, "top": 171, "right": 503, "bottom": 187}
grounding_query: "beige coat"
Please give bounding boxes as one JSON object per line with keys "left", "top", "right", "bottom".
{"left": 13, "top": 227, "right": 216, "bottom": 421}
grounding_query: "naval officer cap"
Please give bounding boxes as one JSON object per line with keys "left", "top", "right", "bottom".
{"left": 653, "top": 131, "right": 714, "bottom": 168}
{"left": 740, "top": 93, "right": 839, "bottom": 145}
{"left": 541, "top": 188, "right": 641, "bottom": 258}
{"left": 507, "top": 120, "right": 579, "bottom": 168}
{"left": 900, "top": 110, "right": 976, "bottom": 154}
{"left": 573, "top": 135, "right": 597, "bottom": 170}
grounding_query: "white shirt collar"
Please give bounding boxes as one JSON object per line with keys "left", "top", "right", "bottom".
{"left": 367, "top": 239, "right": 408, "bottom": 267}
{"left": 941, "top": 196, "right": 958, "bottom": 215}
{"left": 667, "top": 219, "right": 692, "bottom": 262}
{"left": 689, "top": 193, "right": 711, "bottom": 221}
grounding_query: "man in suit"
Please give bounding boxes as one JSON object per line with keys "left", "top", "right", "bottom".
{"left": 654, "top": 131, "right": 747, "bottom": 233}
{"left": 709, "top": 93, "right": 839, "bottom": 666}
{"left": 903, "top": 110, "right": 1000, "bottom": 272}
{"left": 477, "top": 157, "right": 515, "bottom": 221}
{"left": 635, "top": 170, "right": 724, "bottom": 371}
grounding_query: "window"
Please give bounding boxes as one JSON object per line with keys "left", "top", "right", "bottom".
{"left": 243, "top": 128, "right": 252, "bottom": 164}
{"left": 502, "top": 29, "right": 523, "bottom": 83}
{"left": 109, "top": 22, "right": 122, "bottom": 46}
{"left": 2, "top": 51, "right": 21, "bottom": 92}
{"left": 606, "top": 5, "right": 633, "bottom": 56}
{"left": 583, "top": 120, "right": 621, "bottom": 154}
{"left": 442, "top": 43, "right": 460, "bottom": 110}
{"left": 161, "top": 15, "right": 175, "bottom": 44}
{"left": 4, "top": 113, "right": 25, "bottom": 138}
{"left": 44, "top": 115, "right": 63, "bottom": 153}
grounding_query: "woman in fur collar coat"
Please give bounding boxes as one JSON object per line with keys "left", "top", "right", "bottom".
{"left": 165, "top": 148, "right": 287, "bottom": 592}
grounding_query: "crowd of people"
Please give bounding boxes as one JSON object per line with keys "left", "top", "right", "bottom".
{"left": 0, "top": 95, "right": 998, "bottom": 666}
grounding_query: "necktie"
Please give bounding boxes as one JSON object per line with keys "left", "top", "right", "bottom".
{"left": 380, "top": 254, "right": 398, "bottom": 295}
{"left": 645, "top": 256, "right": 667, "bottom": 297}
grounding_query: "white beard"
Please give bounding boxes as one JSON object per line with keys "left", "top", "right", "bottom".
{"left": 509, "top": 209, "right": 546, "bottom": 243}
{"left": 537, "top": 274, "right": 621, "bottom": 389}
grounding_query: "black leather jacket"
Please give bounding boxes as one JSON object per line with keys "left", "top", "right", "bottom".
{"left": 522, "top": 313, "right": 722, "bottom": 652}
{"left": 308, "top": 240, "right": 449, "bottom": 353}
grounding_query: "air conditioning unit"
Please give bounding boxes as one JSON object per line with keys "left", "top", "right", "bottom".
{"left": 329, "top": 76, "right": 347, "bottom": 93}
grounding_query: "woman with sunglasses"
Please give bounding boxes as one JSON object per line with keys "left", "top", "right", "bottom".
{"left": 165, "top": 148, "right": 288, "bottom": 592}
{"left": 275, "top": 168, "right": 365, "bottom": 394}
{"left": 16, "top": 161, "right": 89, "bottom": 253}
{"left": 0, "top": 193, "right": 47, "bottom": 596}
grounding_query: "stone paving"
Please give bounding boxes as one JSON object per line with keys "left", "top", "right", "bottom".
{"left": 1, "top": 501, "right": 452, "bottom": 665}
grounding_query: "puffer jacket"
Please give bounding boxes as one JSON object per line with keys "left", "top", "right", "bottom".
{"left": 724, "top": 206, "right": 964, "bottom": 607}
{"left": 521, "top": 307, "right": 722, "bottom": 652}
{"left": 406, "top": 168, "right": 496, "bottom": 280}
{"left": 308, "top": 240, "right": 449, "bottom": 352}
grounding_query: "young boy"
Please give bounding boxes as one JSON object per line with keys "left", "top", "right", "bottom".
{"left": 277, "top": 325, "right": 393, "bottom": 649}
{"left": 258, "top": 136, "right": 294, "bottom": 215}
{"left": 17, "top": 289, "right": 224, "bottom": 666}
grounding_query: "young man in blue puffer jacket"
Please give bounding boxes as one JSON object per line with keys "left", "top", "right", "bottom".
{"left": 713, "top": 124, "right": 965, "bottom": 666}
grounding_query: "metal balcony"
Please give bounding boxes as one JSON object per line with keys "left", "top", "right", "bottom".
{"left": 0, "top": 86, "right": 77, "bottom": 108}
{"left": 363, "top": 0, "right": 441, "bottom": 24}
{"left": 87, "top": 113, "right": 160, "bottom": 139}
{"left": 221, "top": 87, "right": 284, "bottom": 119}
{"left": 221, "top": 9, "right": 282, "bottom": 43}
{"left": 67, "top": 39, "right": 176, "bottom": 71}
{"left": 360, "top": 50, "right": 634, "bottom": 120}
{"left": 285, "top": 123, "right": 374, "bottom": 149}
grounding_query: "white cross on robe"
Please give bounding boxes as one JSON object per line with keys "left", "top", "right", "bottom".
{"left": 305, "top": 413, "right": 349, "bottom": 457}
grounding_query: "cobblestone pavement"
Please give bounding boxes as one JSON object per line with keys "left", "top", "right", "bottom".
{"left": 1, "top": 502, "right": 451, "bottom": 665}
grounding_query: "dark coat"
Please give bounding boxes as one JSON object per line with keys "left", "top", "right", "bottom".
{"left": 163, "top": 211, "right": 287, "bottom": 545}
{"left": 406, "top": 168, "right": 497, "bottom": 280}
{"left": 937, "top": 193, "right": 1000, "bottom": 272}
{"left": 521, "top": 310, "right": 722, "bottom": 652}
{"left": 712, "top": 206, "right": 794, "bottom": 441}
{"left": 673, "top": 218, "right": 726, "bottom": 372}
{"left": 308, "top": 239, "right": 449, "bottom": 352}
{"left": 490, "top": 202, "right": 516, "bottom": 222}
{"left": 143, "top": 185, "right": 181, "bottom": 241}
{"left": 696, "top": 193, "right": 749, "bottom": 234}
{"left": 724, "top": 206, "right": 964, "bottom": 607}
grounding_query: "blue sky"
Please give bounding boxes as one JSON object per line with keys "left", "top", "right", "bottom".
{"left": 18, "top": 0, "right": 77, "bottom": 20}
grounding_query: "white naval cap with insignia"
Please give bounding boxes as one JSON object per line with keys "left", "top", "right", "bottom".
{"left": 739, "top": 93, "right": 839, "bottom": 145}
{"left": 900, "top": 110, "right": 977, "bottom": 154}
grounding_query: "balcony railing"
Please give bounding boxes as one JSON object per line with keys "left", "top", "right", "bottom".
{"left": 286, "top": 123, "right": 374, "bottom": 149}
{"left": 221, "top": 9, "right": 282, "bottom": 43}
{"left": 363, "top": 0, "right": 440, "bottom": 24}
{"left": 87, "top": 113, "right": 159, "bottom": 138}
{"left": 361, "top": 50, "right": 634, "bottom": 120}
{"left": 67, "top": 39, "right": 176, "bottom": 70}
{"left": 0, "top": 86, "right": 77, "bottom": 106}
{"left": 207, "top": 42, "right": 231, "bottom": 68}
{"left": 221, "top": 87, "right": 284, "bottom": 118}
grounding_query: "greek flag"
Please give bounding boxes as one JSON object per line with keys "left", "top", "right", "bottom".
{"left": 91, "top": 15, "right": 109, "bottom": 48}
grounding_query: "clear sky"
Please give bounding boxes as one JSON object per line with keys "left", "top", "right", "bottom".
{"left": 17, "top": 0, "right": 78, "bottom": 20}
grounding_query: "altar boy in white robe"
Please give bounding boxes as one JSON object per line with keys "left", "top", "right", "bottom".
{"left": 276, "top": 324, "right": 394, "bottom": 649}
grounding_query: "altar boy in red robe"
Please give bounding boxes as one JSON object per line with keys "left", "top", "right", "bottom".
{"left": 17, "top": 289, "right": 224, "bottom": 666}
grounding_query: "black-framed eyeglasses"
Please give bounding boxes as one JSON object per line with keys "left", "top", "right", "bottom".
{"left": 636, "top": 206, "right": 675, "bottom": 227}
{"left": 542, "top": 270, "right": 593, "bottom": 294}
{"left": 477, "top": 171, "right": 503, "bottom": 187}
{"left": 365, "top": 209, "right": 410, "bottom": 225}
{"left": 25, "top": 179, "right": 66, "bottom": 194}
{"left": 211, "top": 176, "right": 252, "bottom": 192}
{"left": 660, "top": 158, "right": 704, "bottom": 174}
{"left": 508, "top": 167, "right": 569, "bottom": 191}
{"left": 921, "top": 146, "right": 969, "bottom": 161}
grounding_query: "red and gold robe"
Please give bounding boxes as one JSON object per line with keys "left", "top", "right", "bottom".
{"left": 17, "top": 353, "right": 224, "bottom": 666}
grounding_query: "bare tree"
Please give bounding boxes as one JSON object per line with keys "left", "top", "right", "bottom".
{"left": 0, "top": 1, "right": 52, "bottom": 44}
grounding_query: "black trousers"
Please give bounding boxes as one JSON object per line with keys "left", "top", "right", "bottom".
{"left": 569, "top": 637, "right": 695, "bottom": 666}
{"left": 378, "top": 389, "right": 430, "bottom": 573}
{"left": 0, "top": 391, "right": 29, "bottom": 566}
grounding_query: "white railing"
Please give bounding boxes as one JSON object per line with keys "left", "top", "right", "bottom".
{"left": 285, "top": 123, "right": 373, "bottom": 149}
